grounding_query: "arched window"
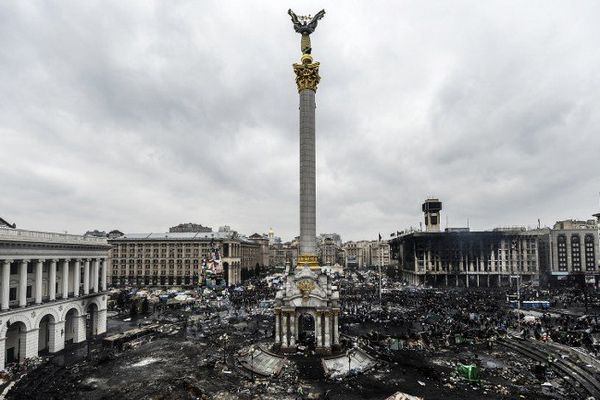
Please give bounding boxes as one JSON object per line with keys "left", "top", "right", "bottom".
{"left": 557, "top": 235, "right": 567, "bottom": 271}
{"left": 585, "top": 234, "right": 596, "bottom": 271}
{"left": 571, "top": 235, "right": 581, "bottom": 271}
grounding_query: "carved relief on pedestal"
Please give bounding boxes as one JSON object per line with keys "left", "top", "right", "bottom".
{"left": 297, "top": 279, "right": 316, "bottom": 299}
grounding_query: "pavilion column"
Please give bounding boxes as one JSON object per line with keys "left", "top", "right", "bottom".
{"left": 315, "top": 311, "right": 322, "bottom": 348}
{"left": 295, "top": 314, "right": 300, "bottom": 340}
{"left": 333, "top": 311, "right": 339, "bottom": 345}
{"left": 101, "top": 258, "right": 107, "bottom": 291}
{"left": 62, "top": 259, "right": 70, "bottom": 299}
{"left": 73, "top": 259, "right": 80, "bottom": 297}
{"left": 35, "top": 260, "right": 43, "bottom": 304}
{"left": 83, "top": 260, "right": 90, "bottom": 295}
{"left": 324, "top": 312, "right": 331, "bottom": 348}
{"left": 2, "top": 260, "right": 11, "bottom": 310}
{"left": 49, "top": 259, "right": 57, "bottom": 301}
{"left": 274, "top": 310, "right": 281, "bottom": 344}
{"left": 19, "top": 259, "right": 29, "bottom": 307}
{"left": 92, "top": 259, "right": 99, "bottom": 293}
{"left": 282, "top": 312, "right": 289, "bottom": 348}
{"left": 289, "top": 312, "right": 296, "bottom": 347}
{"left": 0, "top": 338, "right": 5, "bottom": 371}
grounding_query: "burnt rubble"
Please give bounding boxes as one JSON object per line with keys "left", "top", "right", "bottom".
{"left": 2, "top": 273, "right": 599, "bottom": 399}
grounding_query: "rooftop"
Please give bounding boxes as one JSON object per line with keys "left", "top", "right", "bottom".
{"left": 0, "top": 227, "right": 109, "bottom": 246}
{"left": 110, "top": 231, "right": 254, "bottom": 243}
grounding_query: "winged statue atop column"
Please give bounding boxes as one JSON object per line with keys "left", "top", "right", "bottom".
{"left": 288, "top": 9, "right": 326, "bottom": 55}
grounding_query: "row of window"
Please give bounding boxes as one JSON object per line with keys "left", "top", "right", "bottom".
{"left": 557, "top": 234, "right": 596, "bottom": 271}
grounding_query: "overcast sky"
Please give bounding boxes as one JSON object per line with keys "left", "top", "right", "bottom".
{"left": 1, "top": 1, "right": 599, "bottom": 241}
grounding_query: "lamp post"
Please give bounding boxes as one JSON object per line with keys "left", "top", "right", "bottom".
{"left": 347, "top": 351, "right": 351, "bottom": 375}
{"left": 220, "top": 333, "right": 229, "bottom": 365}
{"left": 250, "top": 345, "right": 255, "bottom": 382}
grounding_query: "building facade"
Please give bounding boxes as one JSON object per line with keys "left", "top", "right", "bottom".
{"left": 342, "top": 240, "right": 372, "bottom": 269}
{"left": 108, "top": 231, "right": 263, "bottom": 287}
{"left": 548, "top": 220, "right": 599, "bottom": 286}
{"left": 318, "top": 237, "right": 340, "bottom": 266}
{"left": 269, "top": 240, "right": 298, "bottom": 270}
{"left": 389, "top": 228, "right": 547, "bottom": 287}
{"left": 248, "top": 233, "right": 270, "bottom": 270}
{"left": 369, "top": 241, "right": 391, "bottom": 267}
{"left": 0, "top": 226, "right": 109, "bottom": 370}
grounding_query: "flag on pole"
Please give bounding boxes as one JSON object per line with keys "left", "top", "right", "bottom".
{"left": 378, "top": 233, "right": 382, "bottom": 242}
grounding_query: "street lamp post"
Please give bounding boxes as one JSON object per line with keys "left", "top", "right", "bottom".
{"left": 250, "top": 346, "right": 255, "bottom": 382}
{"left": 347, "top": 351, "right": 351, "bottom": 374}
{"left": 220, "top": 333, "right": 229, "bottom": 365}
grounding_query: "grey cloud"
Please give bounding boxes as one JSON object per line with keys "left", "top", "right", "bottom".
{"left": 1, "top": 0, "right": 599, "bottom": 240}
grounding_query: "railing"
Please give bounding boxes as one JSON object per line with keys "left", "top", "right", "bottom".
{"left": 0, "top": 227, "right": 108, "bottom": 245}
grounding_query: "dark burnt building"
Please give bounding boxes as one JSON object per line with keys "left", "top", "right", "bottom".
{"left": 389, "top": 228, "right": 549, "bottom": 287}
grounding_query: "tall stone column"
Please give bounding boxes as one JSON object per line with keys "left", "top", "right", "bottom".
{"left": 73, "top": 259, "right": 80, "bottom": 297}
{"left": 49, "top": 259, "right": 57, "bottom": 301}
{"left": 294, "top": 54, "right": 321, "bottom": 269}
{"left": 101, "top": 258, "right": 107, "bottom": 291}
{"left": 19, "top": 260, "right": 28, "bottom": 307}
{"left": 35, "top": 260, "right": 43, "bottom": 304}
{"left": 62, "top": 259, "right": 70, "bottom": 299}
{"left": 92, "top": 259, "right": 99, "bottom": 293}
{"left": 2, "top": 260, "right": 11, "bottom": 310}
{"left": 83, "top": 259, "right": 90, "bottom": 295}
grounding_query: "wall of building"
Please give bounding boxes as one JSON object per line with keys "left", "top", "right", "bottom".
{"left": 389, "top": 230, "right": 547, "bottom": 287}
{"left": 0, "top": 227, "right": 109, "bottom": 370}
{"left": 548, "top": 220, "right": 599, "bottom": 285}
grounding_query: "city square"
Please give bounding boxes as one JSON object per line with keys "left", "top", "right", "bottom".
{"left": 1, "top": 1, "right": 600, "bottom": 399}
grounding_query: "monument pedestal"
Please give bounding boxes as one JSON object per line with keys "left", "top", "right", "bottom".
{"left": 274, "top": 267, "right": 339, "bottom": 354}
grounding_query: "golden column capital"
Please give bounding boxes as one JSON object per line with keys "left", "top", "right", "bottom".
{"left": 293, "top": 55, "right": 321, "bottom": 93}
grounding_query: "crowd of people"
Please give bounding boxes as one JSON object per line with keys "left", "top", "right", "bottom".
{"left": 338, "top": 272, "right": 600, "bottom": 355}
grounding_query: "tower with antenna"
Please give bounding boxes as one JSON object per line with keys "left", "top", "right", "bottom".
{"left": 422, "top": 198, "right": 443, "bottom": 232}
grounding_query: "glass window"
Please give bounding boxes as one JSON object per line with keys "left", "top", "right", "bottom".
{"left": 557, "top": 235, "right": 567, "bottom": 271}
{"left": 585, "top": 234, "right": 596, "bottom": 271}
{"left": 571, "top": 235, "right": 581, "bottom": 271}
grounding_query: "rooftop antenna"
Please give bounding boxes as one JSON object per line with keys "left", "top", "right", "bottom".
{"left": 467, "top": 218, "right": 470, "bottom": 229}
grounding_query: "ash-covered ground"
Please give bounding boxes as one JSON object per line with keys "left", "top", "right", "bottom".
{"left": 5, "top": 273, "right": 599, "bottom": 399}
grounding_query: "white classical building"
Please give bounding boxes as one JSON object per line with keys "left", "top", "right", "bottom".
{"left": 0, "top": 226, "right": 110, "bottom": 370}
{"left": 274, "top": 267, "right": 340, "bottom": 354}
